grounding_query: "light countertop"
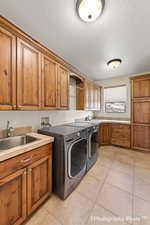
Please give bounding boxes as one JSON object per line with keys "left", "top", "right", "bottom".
{"left": 0, "top": 133, "right": 54, "bottom": 162}
{"left": 76, "top": 119, "right": 131, "bottom": 125}
{"left": 91, "top": 119, "right": 131, "bottom": 125}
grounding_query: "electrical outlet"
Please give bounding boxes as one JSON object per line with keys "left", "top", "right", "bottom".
{"left": 41, "top": 117, "right": 50, "bottom": 128}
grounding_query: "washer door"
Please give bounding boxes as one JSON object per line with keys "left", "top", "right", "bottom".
{"left": 68, "top": 138, "right": 87, "bottom": 178}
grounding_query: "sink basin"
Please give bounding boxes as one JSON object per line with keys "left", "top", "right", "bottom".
{"left": 0, "top": 135, "right": 39, "bottom": 151}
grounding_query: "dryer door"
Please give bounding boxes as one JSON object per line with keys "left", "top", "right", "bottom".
{"left": 68, "top": 138, "right": 87, "bottom": 178}
{"left": 89, "top": 131, "right": 98, "bottom": 158}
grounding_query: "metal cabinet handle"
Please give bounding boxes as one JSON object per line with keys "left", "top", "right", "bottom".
{"left": 13, "top": 105, "right": 17, "bottom": 110}
{"left": 28, "top": 168, "right": 32, "bottom": 173}
{"left": 4, "top": 70, "right": 8, "bottom": 76}
{"left": 20, "top": 157, "right": 33, "bottom": 163}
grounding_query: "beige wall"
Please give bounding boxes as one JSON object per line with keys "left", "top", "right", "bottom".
{"left": 0, "top": 110, "right": 93, "bottom": 131}
{"left": 94, "top": 75, "right": 131, "bottom": 119}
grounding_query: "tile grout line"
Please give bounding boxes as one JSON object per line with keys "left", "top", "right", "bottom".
{"left": 96, "top": 147, "right": 134, "bottom": 225}
{"left": 131, "top": 154, "right": 136, "bottom": 225}
{"left": 83, "top": 148, "right": 115, "bottom": 225}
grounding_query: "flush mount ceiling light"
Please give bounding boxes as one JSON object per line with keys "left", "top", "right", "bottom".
{"left": 76, "top": 0, "right": 105, "bottom": 23}
{"left": 107, "top": 59, "right": 122, "bottom": 69}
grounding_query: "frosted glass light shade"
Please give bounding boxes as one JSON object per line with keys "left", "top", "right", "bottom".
{"left": 77, "top": 0, "right": 104, "bottom": 23}
{"left": 107, "top": 59, "right": 122, "bottom": 69}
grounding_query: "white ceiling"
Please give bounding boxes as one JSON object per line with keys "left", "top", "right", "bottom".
{"left": 0, "top": 0, "right": 150, "bottom": 80}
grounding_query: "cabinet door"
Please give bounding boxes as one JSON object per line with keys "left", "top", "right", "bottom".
{"left": 0, "top": 27, "right": 16, "bottom": 110}
{"left": 27, "top": 156, "right": 52, "bottom": 215}
{"left": 57, "top": 65, "right": 69, "bottom": 109}
{"left": 100, "top": 123, "right": 111, "bottom": 145}
{"left": 17, "top": 38, "right": 41, "bottom": 110}
{"left": 133, "top": 100, "right": 150, "bottom": 124}
{"left": 76, "top": 82, "right": 85, "bottom": 110}
{"left": 42, "top": 55, "right": 57, "bottom": 109}
{"left": 111, "top": 124, "right": 131, "bottom": 148}
{"left": 133, "top": 79, "right": 150, "bottom": 98}
{"left": 132, "top": 125, "right": 150, "bottom": 151}
{"left": 0, "top": 168, "right": 26, "bottom": 225}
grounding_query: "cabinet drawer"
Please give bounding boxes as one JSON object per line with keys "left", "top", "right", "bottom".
{"left": 111, "top": 124, "right": 131, "bottom": 148}
{"left": 111, "top": 138, "right": 130, "bottom": 148}
{"left": 0, "top": 144, "right": 52, "bottom": 179}
{"left": 111, "top": 124, "right": 130, "bottom": 130}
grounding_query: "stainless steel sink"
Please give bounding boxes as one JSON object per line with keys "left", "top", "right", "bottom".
{"left": 0, "top": 135, "right": 39, "bottom": 151}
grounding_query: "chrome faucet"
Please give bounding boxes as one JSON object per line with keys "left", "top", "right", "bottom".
{"left": 85, "top": 115, "right": 92, "bottom": 121}
{"left": 6, "top": 120, "right": 14, "bottom": 137}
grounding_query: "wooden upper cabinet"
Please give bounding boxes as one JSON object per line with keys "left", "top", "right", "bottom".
{"left": 42, "top": 55, "right": 57, "bottom": 109}
{"left": 87, "top": 83, "right": 101, "bottom": 110}
{"left": 76, "top": 80, "right": 101, "bottom": 110}
{"left": 84, "top": 81, "right": 90, "bottom": 109}
{"left": 57, "top": 65, "right": 69, "bottom": 109}
{"left": 0, "top": 168, "right": 26, "bottom": 225}
{"left": 100, "top": 123, "right": 111, "bottom": 145}
{"left": 27, "top": 156, "right": 52, "bottom": 215}
{"left": 93, "top": 85, "right": 98, "bottom": 110}
{"left": 76, "top": 81, "right": 85, "bottom": 110}
{"left": 132, "top": 77, "right": 150, "bottom": 98}
{"left": 0, "top": 27, "right": 16, "bottom": 110}
{"left": 86, "top": 81, "right": 92, "bottom": 110}
{"left": 93, "top": 85, "right": 101, "bottom": 110}
{"left": 17, "top": 38, "right": 42, "bottom": 110}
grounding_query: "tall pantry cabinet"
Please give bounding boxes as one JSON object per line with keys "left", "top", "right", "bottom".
{"left": 131, "top": 75, "right": 150, "bottom": 151}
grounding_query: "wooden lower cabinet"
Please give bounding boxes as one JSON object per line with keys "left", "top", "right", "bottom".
{"left": 99, "top": 123, "right": 111, "bottom": 145}
{"left": 98, "top": 123, "right": 131, "bottom": 148}
{"left": 0, "top": 144, "right": 52, "bottom": 225}
{"left": 111, "top": 124, "right": 131, "bottom": 148}
{"left": 0, "top": 169, "right": 26, "bottom": 225}
{"left": 132, "top": 125, "right": 150, "bottom": 151}
{"left": 27, "top": 156, "right": 52, "bottom": 215}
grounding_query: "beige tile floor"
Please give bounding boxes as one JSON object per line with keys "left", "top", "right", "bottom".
{"left": 25, "top": 146, "right": 150, "bottom": 225}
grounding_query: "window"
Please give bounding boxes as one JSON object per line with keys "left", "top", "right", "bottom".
{"left": 104, "top": 85, "right": 127, "bottom": 113}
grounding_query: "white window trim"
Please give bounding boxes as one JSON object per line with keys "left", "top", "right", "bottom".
{"left": 104, "top": 85, "right": 127, "bottom": 113}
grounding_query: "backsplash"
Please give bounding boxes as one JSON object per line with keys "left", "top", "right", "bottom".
{"left": 0, "top": 110, "right": 93, "bottom": 131}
